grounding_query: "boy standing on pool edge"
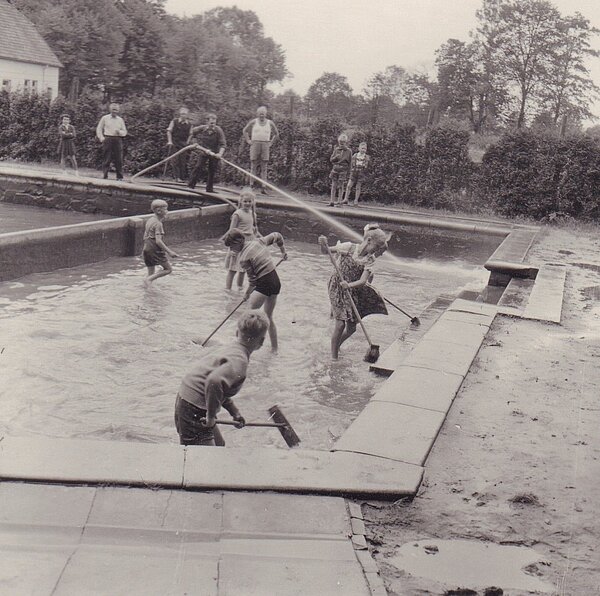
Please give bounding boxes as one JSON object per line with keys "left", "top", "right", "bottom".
{"left": 142, "top": 199, "right": 180, "bottom": 285}
{"left": 174, "top": 310, "right": 269, "bottom": 446}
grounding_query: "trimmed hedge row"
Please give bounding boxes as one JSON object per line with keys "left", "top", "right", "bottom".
{"left": 2, "top": 90, "right": 599, "bottom": 220}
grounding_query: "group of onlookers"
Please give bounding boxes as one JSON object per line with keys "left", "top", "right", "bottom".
{"left": 57, "top": 103, "right": 372, "bottom": 205}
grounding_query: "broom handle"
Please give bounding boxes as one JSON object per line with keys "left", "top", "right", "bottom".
{"left": 367, "top": 283, "right": 414, "bottom": 319}
{"left": 131, "top": 144, "right": 197, "bottom": 181}
{"left": 323, "top": 244, "right": 374, "bottom": 345}
{"left": 215, "top": 420, "right": 285, "bottom": 428}
{"left": 201, "top": 256, "right": 286, "bottom": 347}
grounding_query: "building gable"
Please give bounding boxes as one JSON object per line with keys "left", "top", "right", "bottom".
{"left": 0, "top": 0, "right": 62, "bottom": 68}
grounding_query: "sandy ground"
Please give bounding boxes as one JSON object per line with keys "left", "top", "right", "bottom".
{"left": 363, "top": 225, "right": 600, "bottom": 595}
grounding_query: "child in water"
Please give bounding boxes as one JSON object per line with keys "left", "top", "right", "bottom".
{"left": 319, "top": 224, "right": 389, "bottom": 359}
{"left": 142, "top": 199, "right": 180, "bottom": 285}
{"left": 222, "top": 228, "right": 288, "bottom": 351}
{"left": 224, "top": 187, "right": 259, "bottom": 290}
{"left": 174, "top": 309, "right": 269, "bottom": 446}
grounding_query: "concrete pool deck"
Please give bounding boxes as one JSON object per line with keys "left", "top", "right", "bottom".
{"left": 1, "top": 167, "right": 570, "bottom": 594}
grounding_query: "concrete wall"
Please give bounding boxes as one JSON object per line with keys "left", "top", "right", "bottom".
{"left": 0, "top": 205, "right": 231, "bottom": 282}
{"left": 0, "top": 172, "right": 212, "bottom": 217}
{"left": 0, "top": 58, "right": 59, "bottom": 99}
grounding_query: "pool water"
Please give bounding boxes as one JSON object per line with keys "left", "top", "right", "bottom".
{"left": 0, "top": 238, "right": 488, "bottom": 449}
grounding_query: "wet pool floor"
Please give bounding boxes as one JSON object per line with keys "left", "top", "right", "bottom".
{"left": 0, "top": 238, "right": 487, "bottom": 449}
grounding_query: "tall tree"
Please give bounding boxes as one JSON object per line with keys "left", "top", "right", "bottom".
{"left": 435, "top": 38, "right": 508, "bottom": 132}
{"left": 305, "top": 72, "right": 357, "bottom": 119}
{"left": 541, "top": 13, "right": 599, "bottom": 125}
{"left": 475, "top": 0, "right": 562, "bottom": 128}
{"left": 363, "top": 65, "right": 408, "bottom": 125}
{"left": 115, "top": 0, "right": 169, "bottom": 96}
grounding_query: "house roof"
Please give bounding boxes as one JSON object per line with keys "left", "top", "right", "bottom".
{"left": 0, "top": 0, "right": 62, "bottom": 68}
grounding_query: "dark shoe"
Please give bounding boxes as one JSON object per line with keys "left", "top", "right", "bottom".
{"left": 206, "top": 187, "right": 214, "bottom": 193}
{"left": 328, "top": 202, "right": 334, "bottom": 207}
{"left": 103, "top": 174, "right": 108, "bottom": 179}
{"left": 116, "top": 177, "right": 123, "bottom": 181}
{"left": 260, "top": 188, "right": 268, "bottom": 195}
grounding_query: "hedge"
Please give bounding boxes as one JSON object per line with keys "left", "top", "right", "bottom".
{"left": 3, "top": 90, "right": 600, "bottom": 220}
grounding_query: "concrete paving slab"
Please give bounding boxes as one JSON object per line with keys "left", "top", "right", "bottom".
{"left": 0, "top": 545, "right": 73, "bottom": 596}
{"left": 0, "top": 482, "right": 95, "bottom": 527}
{"left": 447, "top": 298, "right": 498, "bottom": 318}
{"left": 497, "top": 277, "right": 535, "bottom": 313}
{"left": 183, "top": 447, "right": 423, "bottom": 497}
{"left": 86, "top": 486, "right": 222, "bottom": 534}
{"left": 222, "top": 492, "right": 349, "bottom": 538}
{"left": 347, "top": 501, "right": 363, "bottom": 520}
{"left": 401, "top": 338, "right": 483, "bottom": 377}
{"left": 333, "top": 402, "right": 446, "bottom": 466}
{"left": 523, "top": 263, "right": 566, "bottom": 323}
{"left": 421, "top": 318, "right": 487, "bottom": 347}
{"left": 218, "top": 552, "right": 370, "bottom": 596}
{"left": 0, "top": 437, "right": 185, "bottom": 487}
{"left": 54, "top": 545, "right": 219, "bottom": 596}
{"left": 370, "top": 295, "right": 453, "bottom": 376}
{"left": 220, "top": 537, "right": 357, "bottom": 561}
{"left": 441, "top": 309, "right": 494, "bottom": 328}
{"left": 373, "top": 366, "right": 464, "bottom": 413}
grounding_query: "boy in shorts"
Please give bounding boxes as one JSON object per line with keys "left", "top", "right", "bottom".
{"left": 328, "top": 133, "right": 352, "bottom": 207}
{"left": 142, "top": 199, "right": 180, "bottom": 285}
{"left": 344, "top": 141, "right": 371, "bottom": 206}
{"left": 175, "top": 310, "right": 269, "bottom": 446}
{"left": 222, "top": 228, "right": 288, "bottom": 352}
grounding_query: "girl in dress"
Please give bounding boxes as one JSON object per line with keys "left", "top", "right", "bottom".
{"left": 318, "top": 224, "right": 389, "bottom": 359}
{"left": 57, "top": 114, "right": 78, "bottom": 175}
{"left": 224, "top": 187, "right": 259, "bottom": 290}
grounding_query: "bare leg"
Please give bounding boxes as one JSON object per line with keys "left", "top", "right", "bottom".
{"left": 236, "top": 271, "right": 245, "bottom": 289}
{"left": 60, "top": 157, "right": 66, "bottom": 173}
{"left": 337, "top": 183, "right": 345, "bottom": 203}
{"left": 338, "top": 321, "right": 357, "bottom": 348}
{"left": 354, "top": 181, "right": 362, "bottom": 204}
{"left": 147, "top": 263, "right": 172, "bottom": 283}
{"left": 331, "top": 319, "right": 346, "bottom": 359}
{"left": 248, "top": 292, "right": 278, "bottom": 351}
{"left": 344, "top": 179, "right": 354, "bottom": 203}
{"left": 71, "top": 156, "right": 79, "bottom": 175}
{"left": 260, "top": 160, "right": 269, "bottom": 192}
{"left": 250, "top": 160, "right": 259, "bottom": 187}
{"left": 225, "top": 270, "right": 236, "bottom": 290}
{"left": 330, "top": 181, "right": 337, "bottom": 205}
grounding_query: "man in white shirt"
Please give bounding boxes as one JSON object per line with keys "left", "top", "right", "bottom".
{"left": 96, "top": 103, "right": 128, "bottom": 180}
{"left": 242, "top": 106, "right": 279, "bottom": 194}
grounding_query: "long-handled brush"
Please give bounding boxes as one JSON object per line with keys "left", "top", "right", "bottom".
{"left": 367, "top": 284, "right": 420, "bottom": 326}
{"left": 323, "top": 244, "right": 380, "bottom": 363}
{"left": 214, "top": 405, "right": 300, "bottom": 448}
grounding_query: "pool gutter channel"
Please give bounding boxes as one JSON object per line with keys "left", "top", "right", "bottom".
{"left": 1, "top": 176, "right": 561, "bottom": 500}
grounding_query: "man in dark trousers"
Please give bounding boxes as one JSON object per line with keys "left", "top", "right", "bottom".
{"left": 166, "top": 107, "right": 192, "bottom": 182}
{"left": 187, "top": 113, "right": 226, "bottom": 193}
{"left": 96, "top": 103, "right": 127, "bottom": 180}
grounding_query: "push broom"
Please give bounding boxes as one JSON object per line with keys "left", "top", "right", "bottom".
{"left": 367, "top": 283, "right": 420, "bottom": 326}
{"left": 214, "top": 405, "right": 300, "bottom": 448}
{"left": 323, "top": 244, "right": 380, "bottom": 363}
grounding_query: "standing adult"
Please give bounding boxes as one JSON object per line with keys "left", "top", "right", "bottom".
{"left": 242, "top": 106, "right": 279, "bottom": 194}
{"left": 96, "top": 103, "right": 127, "bottom": 181}
{"left": 187, "top": 113, "right": 227, "bottom": 193}
{"left": 166, "top": 107, "right": 193, "bottom": 182}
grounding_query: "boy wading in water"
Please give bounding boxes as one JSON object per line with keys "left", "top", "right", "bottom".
{"left": 174, "top": 310, "right": 269, "bottom": 446}
{"left": 142, "top": 199, "right": 180, "bottom": 285}
{"left": 222, "top": 228, "right": 288, "bottom": 352}
{"left": 319, "top": 225, "right": 389, "bottom": 359}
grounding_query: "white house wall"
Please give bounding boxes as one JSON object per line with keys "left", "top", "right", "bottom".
{"left": 0, "top": 58, "right": 59, "bottom": 99}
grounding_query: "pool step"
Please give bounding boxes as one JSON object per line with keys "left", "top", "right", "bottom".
{"left": 370, "top": 295, "right": 455, "bottom": 376}
{"left": 497, "top": 264, "right": 566, "bottom": 324}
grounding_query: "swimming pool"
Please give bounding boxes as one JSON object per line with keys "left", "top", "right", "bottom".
{"left": 0, "top": 236, "right": 488, "bottom": 450}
